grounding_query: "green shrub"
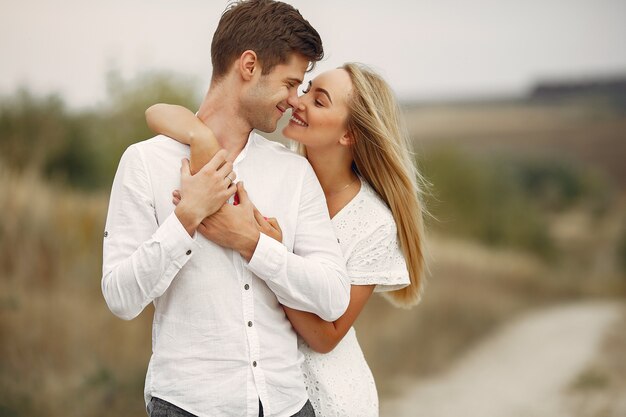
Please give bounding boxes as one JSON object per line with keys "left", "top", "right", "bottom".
{"left": 0, "top": 70, "right": 201, "bottom": 190}
{"left": 420, "top": 149, "right": 550, "bottom": 257}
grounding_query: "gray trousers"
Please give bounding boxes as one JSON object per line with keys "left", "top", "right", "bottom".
{"left": 148, "top": 397, "right": 316, "bottom": 417}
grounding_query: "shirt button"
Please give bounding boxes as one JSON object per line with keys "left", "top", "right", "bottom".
{"left": 186, "top": 250, "right": 192, "bottom": 255}
{"left": 104, "top": 231, "right": 108, "bottom": 237}
{"left": 252, "top": 361, "right": 257, "bottom": 367}
{"left": 248, "top": 321, "right": 253, "bottom": 327}
{"left": 244, "top": 284, "right": 250, "bottom": 290}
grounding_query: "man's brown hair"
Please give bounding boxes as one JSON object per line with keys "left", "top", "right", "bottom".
{"left": 211, "top": 0, "right": 323, "bottom": 80}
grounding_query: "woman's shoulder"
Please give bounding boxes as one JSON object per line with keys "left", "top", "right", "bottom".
{"left": 357, "top": 181, "right": 396, "bottom": 229}
{"left": 335, "top": 180, "right": 397, "bottom": 246}
{"left": 342, "top": 180, "right": 409, "bottom": 289}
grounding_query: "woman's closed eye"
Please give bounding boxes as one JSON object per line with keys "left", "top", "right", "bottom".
{"left": 301, "top": 80, "right": 328, "bottom": 107}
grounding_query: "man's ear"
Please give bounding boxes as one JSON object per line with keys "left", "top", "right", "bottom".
{"left": 239, "top": 50, "right": 259, "bottom": 81}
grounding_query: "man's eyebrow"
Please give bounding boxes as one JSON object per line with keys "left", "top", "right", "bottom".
{"left": 287, "top": 77, "right": 303, "bottom": 85}
{"left": 315, "top": 88, "right": 333, "bottom": 104}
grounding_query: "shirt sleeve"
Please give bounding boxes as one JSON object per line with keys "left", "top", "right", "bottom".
{"left": 347, "top": 217, "right": 410, "bottom": 293}
{"left": 101, "top": 145, "right": 198, "bottom": 320}
{"left": 246, "top": 163, "right": 350, "bottom": 322}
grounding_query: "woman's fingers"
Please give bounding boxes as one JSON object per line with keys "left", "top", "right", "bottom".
{"left": 266, "top": 217, "right": 282, "bottom": 235}
{"left": 266, "top": 217, "right": 282, "bottom": 242}
{"left": 253, "top": 207, "right": 266, "bottom": 226}
{"left": 216, "top": 160, "right": 235, "bottom": 182}
{"left": 201, "top": 148, "right": 228, "bottom": 172}
{"left": 172, "top": 189, "right": 182, "bottom": 206}
{"left": 252, "top": 208, "right": 282, "bottom": 242}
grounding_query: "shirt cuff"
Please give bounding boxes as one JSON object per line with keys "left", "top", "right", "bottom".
{"left": 246, "top": 233, "right": 285, "bottom": 279}
{"left": 153, "top": 211, "right": 199, "bottom": 265}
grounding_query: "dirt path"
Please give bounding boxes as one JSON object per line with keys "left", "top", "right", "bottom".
{"left": 380, "top": 301, "right": 622, "bottom": 417}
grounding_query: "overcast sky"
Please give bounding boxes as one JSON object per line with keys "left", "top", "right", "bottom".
{"left": 1, "top": 0, "right": 625, "bottom": 108}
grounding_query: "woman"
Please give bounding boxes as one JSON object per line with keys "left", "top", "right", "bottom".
{"left": 145, "top": 63, "right": 427, "bottom": 417}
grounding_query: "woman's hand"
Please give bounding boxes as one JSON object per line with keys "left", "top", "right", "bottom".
{"left": 253, "top": 210, "right": 282, "bottom": 243}
{"left": 172, "top": 185, "right": 283, "bottom": 243}
{"left": 173, "top": 153, "right": 237, "bottom": 236}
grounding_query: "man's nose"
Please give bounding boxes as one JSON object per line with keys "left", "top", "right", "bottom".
{"left": 287, "top": 89, "right": 300, "bottom": 109}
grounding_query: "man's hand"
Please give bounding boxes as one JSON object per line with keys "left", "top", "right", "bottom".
{"left": 197, "top": 182, "right": 261, "bottom": 261}
{"left": 174, "top": 149, "right": 237, "bottom": 236}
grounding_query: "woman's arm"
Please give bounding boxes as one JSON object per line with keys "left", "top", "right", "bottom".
{"left": 283, "top": 284, "right": 375, "bottom": 353}
{"left": 145, "top": 103, "right": 220, "bottom": 175}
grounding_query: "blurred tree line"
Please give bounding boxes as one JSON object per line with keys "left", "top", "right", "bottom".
{"left": 420, "top": 149, "right": 614, "bottom": 259}
{"left": 0, "top": 70, "right": 201, "bottom": 190}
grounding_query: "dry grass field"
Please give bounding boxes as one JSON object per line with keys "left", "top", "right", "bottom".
{"left": 0, "top": 169, "right": 153, "bottom": 416}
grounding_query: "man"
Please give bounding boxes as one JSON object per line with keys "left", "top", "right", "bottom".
{"left": 101, "top": 1, "right": 350, "bottom": 416}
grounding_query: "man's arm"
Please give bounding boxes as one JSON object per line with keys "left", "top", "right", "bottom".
{"left": 199, "top": 165, "right": 350, "bottom": 321}
{"left": 101, "top": 145, "right": 235, "bottom": 320}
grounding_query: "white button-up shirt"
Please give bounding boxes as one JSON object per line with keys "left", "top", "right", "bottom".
{"left": 102, "top": 133, "right": 350, "bottom": 417}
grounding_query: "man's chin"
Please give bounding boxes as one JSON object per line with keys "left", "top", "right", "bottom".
{"left": 254, "top": 121, "right": 278, "bottom": 134}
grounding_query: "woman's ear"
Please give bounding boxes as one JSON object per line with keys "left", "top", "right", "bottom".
{"left": 239, "top": 50, "right": 258, "bottom": 81}
{"left": 339, "top": 130, "right": 355, "bottom": 146}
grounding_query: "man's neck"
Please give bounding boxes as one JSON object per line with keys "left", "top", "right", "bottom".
{"left": 196, "top": 83, "right": 252, "bottom": 161}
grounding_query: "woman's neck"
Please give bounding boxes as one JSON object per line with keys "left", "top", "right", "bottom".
{"left": 306, "top": 147, "right": 359, "bottom": 218}
{"left": 306, "top": 148, "right": 356, "bottom": 195}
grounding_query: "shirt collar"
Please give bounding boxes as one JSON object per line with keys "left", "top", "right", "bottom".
{"left": 233, "top": 131, "right": 255, "bottom": 166}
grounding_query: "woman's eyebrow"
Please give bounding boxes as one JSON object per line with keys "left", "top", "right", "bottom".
{"left": 315, "top": 87, "right": 333, "bottom": 104}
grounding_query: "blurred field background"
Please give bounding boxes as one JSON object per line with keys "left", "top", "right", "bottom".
{"left": 1, "top": 69, "right": 625, "bottom": 416}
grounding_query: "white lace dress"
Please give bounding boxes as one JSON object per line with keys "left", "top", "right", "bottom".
{"left": 299, "top": 180, "right": 410, "bottom": 417}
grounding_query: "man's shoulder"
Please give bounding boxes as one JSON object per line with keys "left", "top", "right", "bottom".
{"left": 129, "top": 135, "right": 186, "bottom": 152}
{"left": 123, "top": 135, "right": 188, "bottom": 161}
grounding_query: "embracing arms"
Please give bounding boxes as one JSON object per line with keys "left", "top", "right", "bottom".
{"left": 283, "top": 284, "right": 375, "bottom": 353}
{"left": 145, "top": 103, "right": 350, "bottom": 321}
{"left": 146, "top": 104, "right": 220, "bottom": 175}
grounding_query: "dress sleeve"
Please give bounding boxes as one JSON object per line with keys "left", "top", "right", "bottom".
{"left": 346, "top": 217, "right": 410, "bottom": 293}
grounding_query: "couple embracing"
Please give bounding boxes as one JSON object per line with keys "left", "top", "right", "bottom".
{"left": 101, "top": 1, "right": 427, "bottom": 416}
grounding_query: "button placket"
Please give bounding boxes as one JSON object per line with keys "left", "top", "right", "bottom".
{"left": 241, "top": 269, "right": 259, "bottom": 376}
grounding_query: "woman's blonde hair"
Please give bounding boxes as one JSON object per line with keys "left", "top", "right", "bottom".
{"left": 342, "top": 63, "right": 427, "bottom": 308}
